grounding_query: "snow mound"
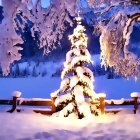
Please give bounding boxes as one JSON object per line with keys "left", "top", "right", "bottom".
{"left": 12, "top": 91, "right": 22, "bottom": 98}
{"left": 131, "top": 92, "right": 140, "bottom": 98}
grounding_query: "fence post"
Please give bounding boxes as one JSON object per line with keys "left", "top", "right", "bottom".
{"left": 98, "top": 93, "right": 106, "bottom": 115}
{"left": 131, "top": 92, "right": 139, "bottom": 114}
{"left": 51, "top": 97, "right": 57, "bottom": 113}
{"left": 100, "top": 97, "right": 105, "bottom": 115}
{"left": 7, "top": 91, "right": 22, "bottom": 113}
{"left": 133, "top": 97, "right": 138, "bottom": 114}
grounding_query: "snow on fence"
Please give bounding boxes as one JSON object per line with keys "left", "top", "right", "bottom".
{"left": 100, "top": 92, "right": 140, "bottom": 114}
{"left": 0, "top": 91, "right": 56, "bottom": 115}
{"left": 0, "top": 92, "right": 140, "bottom": 115}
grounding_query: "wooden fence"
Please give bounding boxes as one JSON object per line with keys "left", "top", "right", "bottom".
{"left": 0, "top": 94, "right": 56, "bottom": 115}
{"left": 0, "top": 92, "right": 140, "bottom": 115}
{"left": 99, "top": 92, "right": 140, "bottom": 114}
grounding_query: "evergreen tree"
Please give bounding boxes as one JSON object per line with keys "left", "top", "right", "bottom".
{"left": 14, "top": 63, "right": 20, "bottom": 77}
{"left": 41, "top": 69, "right": 47, "bottom": 77}
{"left": 32, "top": 66, "right": 38, "bottom": 77}
{"left": 51, "top": 14, "right": 99, "bottom": 119}
{"left": 23, "top": 65, "right": 29, "bottom": 77}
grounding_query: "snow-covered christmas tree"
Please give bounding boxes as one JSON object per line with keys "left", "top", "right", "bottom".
{"left": 51, "top": 14, "right": 99, "bottom": 119}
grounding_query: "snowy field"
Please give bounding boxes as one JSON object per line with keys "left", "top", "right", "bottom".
{"left": 0, "top": 76, "right": 140, "bottom": 99}
{"left": 0, "top": 76, "right": 140, "bottom": 140}
{"left": 0, "top": 111, "right": 140, "bottom": 140}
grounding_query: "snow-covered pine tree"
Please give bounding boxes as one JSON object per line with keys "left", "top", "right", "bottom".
{"left": 32, "top": 66, "right": 38, "bottom": 77}
{"left": 15, "top": 63, "right": 20, "bottom": 77}
{"left": 51, "top": 14, "right": 99, "bottom": 119}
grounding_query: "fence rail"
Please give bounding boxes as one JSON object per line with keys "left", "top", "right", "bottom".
{"left": 0, "top": 99, "right": 13, "bottom": 105}
{"left": 0, "top": 92, "right": 140, "bottom": 115}
{"left": 0, "top": 95, "right": 56, "bottom": 115}
{"left": 99, "top": 92, "right": 140, "bottom": 114}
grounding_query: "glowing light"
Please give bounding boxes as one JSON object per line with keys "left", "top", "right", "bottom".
{"left": 51, "top": 13, "right": 99, "bottom": 118}
{"left": 98, "top": 115, "right": 111, "bottom": 123}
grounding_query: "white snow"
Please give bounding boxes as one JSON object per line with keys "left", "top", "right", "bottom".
{"left": 74, "top": 85, "right": 84, "bottom": 104}
{"left": 106, "top": 98, "right": 125, "bottom": 105}
{"left": 76, "top": 66, "right": 94, "bottom": 82}
{"left": 112, "top": 98, "right": 125, "bottom": 105}
{"left": 54, "top": 93, "right": 73, "bottom": 106}
{"left": 69, "top": 76, "right": 79, "bottom": 88}
{"left": 0, "top": 111, "right": 140, "bottom": 139}
{"left": 59, "top": 103, "right": 74, "bottom": 116}
{"left": 71, "top": 55, "right": 93, "bottom": 67}
{"left": 97, "top": 93, "right": 106, "bottom": 98}
{"left": 1, "top": 76, "right": 140, "bottom": 139}
{"left": 51, "top": 90, "right": 60, "bottom": 98}
{"left": 131, "top": 92, "right": 140, "bottom": 98}
{"left": 60, "top": 78, "right": 70, "bottom": 92}
{"left": 12, "top": 91, "right": 22, "bottom": 98}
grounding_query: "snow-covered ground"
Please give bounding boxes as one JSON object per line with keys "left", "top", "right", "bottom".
{"left": 0, "top": 111, "right": 140, "bottom": 140}
{"left": 0, "top": 76, "right": 140, "bottom": 140}
{"left": 0, "top": 76, "right": 140, "bottom": 99}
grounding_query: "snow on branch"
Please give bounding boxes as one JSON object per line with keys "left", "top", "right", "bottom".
{"left": 0, "top": 0, "right": 24, "bottom": 75}
{"left": 0, "top": 0, "right": 77, "bottom": 75}
{"left": 123, "top": 12, "right": 140, "bottom": 50}
{"left": 23, "top": 0, "right": 77, "bottom": 54}
{"left": 51, "top": 16, "right": 99, "bottom": 118}
{"left": 88, "top": 0, "right": 140, "bottom": 79}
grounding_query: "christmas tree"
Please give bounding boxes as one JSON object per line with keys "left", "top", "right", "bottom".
{"left": 51, "top": 14, "right": 99, "bottom": 119}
